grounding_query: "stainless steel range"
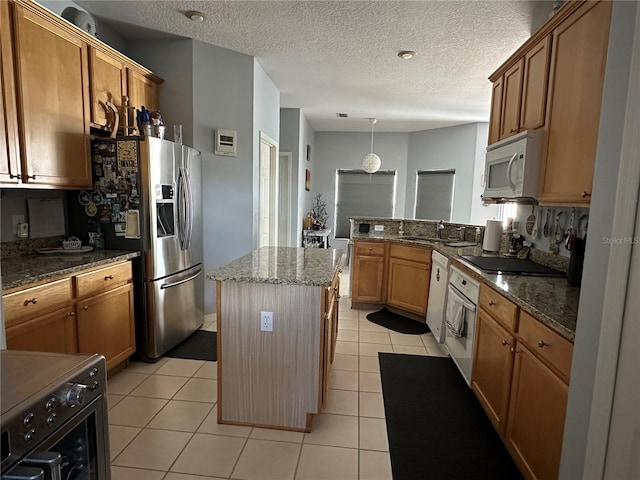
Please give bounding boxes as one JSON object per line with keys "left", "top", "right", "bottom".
{"left": 1, "top": 351, "right": 110, "bottom": 480}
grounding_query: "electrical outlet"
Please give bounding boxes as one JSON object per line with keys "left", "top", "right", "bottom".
{"left": 374, "top": 225, "right": 384, "bottom": 231}
{"left": 260, "top": 311, "right": 273, "bottom": 332}
{"left": 12, "top": 215, "right": 24, "bottom": 237}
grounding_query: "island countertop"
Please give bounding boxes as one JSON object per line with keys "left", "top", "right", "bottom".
{"left": 208, "top": 246, "right": 344, "bottom": 287}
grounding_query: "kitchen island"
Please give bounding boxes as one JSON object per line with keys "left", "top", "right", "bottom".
{"left": 208, "top": 247, "right": 343, "bottom": 432}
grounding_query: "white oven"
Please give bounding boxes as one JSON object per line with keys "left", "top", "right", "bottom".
{"left": 483, "top": 129, "right": 543, "bottom": 201}
{"left": 444, "top": 266, "right": 480, "bottom": 385}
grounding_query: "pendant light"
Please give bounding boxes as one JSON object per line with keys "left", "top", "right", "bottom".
{"left": 362, "top": 118, "right": 381, "bottom": 174}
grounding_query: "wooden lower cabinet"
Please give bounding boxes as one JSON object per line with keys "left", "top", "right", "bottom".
{"left": 506, "top": 344, "right": 569, "bottom": 480}
{"left": 6, "top": 306, "right": 77, "bottom": 353}
{"left": 352, "top": 255, "right": 385, "bottom": 303}
{"left": 387, "top": 256, "right": 430, "bottom": 315}
{"left": 77, "top": 283, "right": 135, "bottom": 370}
{"left": 471, "top": 308, "right": 515, "bottom": 435}
{"left": 3, "top": 260, "right": 136, "bottom": 371}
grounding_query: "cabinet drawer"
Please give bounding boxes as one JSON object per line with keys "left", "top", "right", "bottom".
{"left": 355, "top": 241, "right": 384, "bottom": 256}
{"left": 389, "top": 244, "right": 431, "bottom": 264}
{"left": 479, "top": 284, "right": 518, "bottom": 332}
{"left": 3, "top": 278, "right": 72, "bottom": 324}
{"left": 75, "top": 262, "right": 132, "bottom": 298}
{"left": 518, "top": 311, "right": 573, "bottom": 382}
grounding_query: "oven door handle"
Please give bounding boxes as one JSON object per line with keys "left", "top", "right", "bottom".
{"left": 2, "top": 465, "right": 46, "bottom": 480}
{"left": 447, "top": 285, "right": 476, "bottom": 311}
{"left": 20, "top": 451, "right": 61, "bottom": 480}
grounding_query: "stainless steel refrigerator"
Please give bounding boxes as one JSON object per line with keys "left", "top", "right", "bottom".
{"left": 69, "top": 137, "right": 203, "bottom": 360}
{"left": 138, "top": 138, "right": 204, "bottom": 359}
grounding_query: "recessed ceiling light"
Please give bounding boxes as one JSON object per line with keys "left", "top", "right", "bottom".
{"left": 398, "top": 50, "right": 416, "bottom": 60}
{"left": 186, "top": 11, "right": 205, "bottom": 22}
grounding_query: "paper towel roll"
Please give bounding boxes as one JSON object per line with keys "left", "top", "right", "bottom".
{"left": 483, "top": 220, "right": 503, "bottom": 253}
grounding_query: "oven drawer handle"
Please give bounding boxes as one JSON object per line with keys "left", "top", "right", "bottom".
{"left": 160, "top": 269, "right": 203, "bottom": 290}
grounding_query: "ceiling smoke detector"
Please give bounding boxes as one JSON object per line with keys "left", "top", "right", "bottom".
{"left": 397, "top": 50, "right": 416, "bottom": 60}
{"left": 186, "top": 11, "right": 205, "bottom": 22}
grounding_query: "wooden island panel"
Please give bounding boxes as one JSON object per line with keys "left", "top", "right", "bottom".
{"left": 217, "top": 281, "right": 322, "bottom": 431}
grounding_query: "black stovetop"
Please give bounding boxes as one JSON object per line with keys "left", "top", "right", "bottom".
{"left": 461, "top": 256, "right": 565, "bottom": 276}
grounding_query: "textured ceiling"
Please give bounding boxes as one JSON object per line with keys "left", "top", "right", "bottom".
{"left": 76, "top": 1, "right": 554, "bottom": 132}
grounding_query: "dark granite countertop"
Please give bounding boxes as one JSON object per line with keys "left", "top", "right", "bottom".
{"left": 208, "top": 247, "right": 344, "bottom": 287}
{"left": 351, "top": 235, "right": 578, "bottom": 342}
{"left": 1, "top": 250, "right": 141, "bottom": 292}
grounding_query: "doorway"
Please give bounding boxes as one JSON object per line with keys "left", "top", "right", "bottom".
{"left": 259, "top": 132, "right": 278, "bottom": 247}
{"left": 278, "top": 152, "right": 293, "bottom": 247}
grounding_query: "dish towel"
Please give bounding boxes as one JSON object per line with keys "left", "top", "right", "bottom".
{"left": 446, "top": 286, "right": 475, "bottom": 338}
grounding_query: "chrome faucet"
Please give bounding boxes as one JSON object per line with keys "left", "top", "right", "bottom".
{"left": 437, "top": 221, "right": 445, "bottom": 239}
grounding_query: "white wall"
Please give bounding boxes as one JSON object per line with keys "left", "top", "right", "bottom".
{"left": 314, "top": 131, "right": 410, "bottom": 251}
{"left": 252, "top": 61, "right": 281, "bottom": 248}
{"left": 299, "top": 113, "right": 316, "bottom": 238}
{"left": 406, "top": 123, "right": 481, "bottom": 224}
{"left": 469, "top": 123, "right": 500, "bottom": 225}
{"left": 560, "top": 1, "right": 638, "bottom": 477}
{"left": 279, "top": 109, "right": 301, "bottom": 246}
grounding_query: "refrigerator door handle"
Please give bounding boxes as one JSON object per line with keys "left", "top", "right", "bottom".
{"left": 184, "top": 167, "right": 193, "bottom": 248}
{"left": 160, "top": 268, "right": 203, "bottom": 290}
{"left": 177, "top": 167, "right": 189, "bottom": 250}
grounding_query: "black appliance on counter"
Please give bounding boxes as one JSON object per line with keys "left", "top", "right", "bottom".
{"left": 0, "top": 351, "right": 110, "bottom": 480}
{"left": 461, "top": 255, "right": 565, "bottom": 277}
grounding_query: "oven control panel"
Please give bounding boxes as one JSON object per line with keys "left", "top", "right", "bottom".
{"left": 0, "top": 360, "right": 106, "bottom": 474}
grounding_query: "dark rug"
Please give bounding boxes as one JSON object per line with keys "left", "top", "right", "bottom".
{"left": 164, "top": 330, "right": 217, "bottom": 362}
{"left": 367, "top": 308, "right": 430, "bottom": 334}
{"left": 379, "top": 353, "right": 523, "bottom": 480}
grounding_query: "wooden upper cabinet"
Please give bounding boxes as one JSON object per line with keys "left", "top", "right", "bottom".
{"left": 0, "top": 1, "right": 20, "bottom": 185}
{"left": 540, "top": 0, "right": 612, "bottom": 204}
{"left": 520, "top": 36, "right": 551, "bottom": 132}
{"left": 127, "top": 68, "right": 160, "bottom": 113}
{"left": 499, "top": 59, "right": 524, "bottom": 140}
{"left": 488, "top": 77, "right": 503, "bottom": 145}
{"left": 89, "top": 46, "right": 126, "bottom": 129}
{"left": 12, "top": 4, "right": 91, "bottom": 188}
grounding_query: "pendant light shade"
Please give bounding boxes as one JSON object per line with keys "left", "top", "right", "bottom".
{"left": 362, "top": 118, "right": 381, "bottom": 174}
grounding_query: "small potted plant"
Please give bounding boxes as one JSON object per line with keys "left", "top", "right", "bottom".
{"left": 311, "top": 193, "right": 329, "bottom": 230}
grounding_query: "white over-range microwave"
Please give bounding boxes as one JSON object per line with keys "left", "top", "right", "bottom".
{"left": 482, "top": 129, "right": 543, "bottom": 201}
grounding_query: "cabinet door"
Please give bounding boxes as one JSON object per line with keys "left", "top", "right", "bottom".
{"left": 520, "top": 36, "right": 551, "bottom": 132}
{"left": 0, "top": 1, "right": 20, "bottom": 185}
{"left": 6, "top": 306, "right": 77, "bottom": 354}
{"left": 540, "top": 0, "right": 612, "bottom": 204}
{"left": 387, "top": 257, "right": 430, "bottom": 315}
{"left": 127, "top": 68, "right": 159, "bottom": 112}
{"left": 89, "top": 46, "right": 125, "bottom": 128}
{"left": 77, "top": 283, "right": 135, "bottom": 370}
{"left": 352, "top": 255, "right": 385, "bottom": 303}
{"left": 488, "top": 77, "right": 503, "bottom": 145}
{"left": 506, "top": 343, "right": 568, "bottom": 480}
{"left": 13, "top": 5, "right": 91, "bottom": 188}
{"left": 499, "top": 59, "right": 524, "bottom": 140}
{"left": 471, "top": 309, "right": 515, "bottom": 436}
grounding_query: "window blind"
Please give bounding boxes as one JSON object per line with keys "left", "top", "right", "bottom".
{"left": 414, "top": 170, "right": 455, "bottom": 221}
{"left": 334, "top": 169, "right": 396, "bottom": 238}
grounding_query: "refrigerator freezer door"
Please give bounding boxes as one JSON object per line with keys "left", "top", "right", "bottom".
{"left": 144, "top": 264, "right": 205, "bottom": 359}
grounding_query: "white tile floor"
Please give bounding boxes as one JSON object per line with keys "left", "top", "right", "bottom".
{"left": 108, "top": 291, "right": 449, "bottom": 480}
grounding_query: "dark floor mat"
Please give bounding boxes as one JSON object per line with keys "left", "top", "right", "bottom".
{"left": 366, "top": 308, "right": 430, "bottom": 334}
{"left": 164, "top": 330, "right": 217, "bottom": 361}
{"left": 379, "top": 353, "right": 523, "bottom": 480}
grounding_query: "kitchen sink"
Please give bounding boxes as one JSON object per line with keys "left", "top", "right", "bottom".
{"left": 401, "top": 236, "right": 448, "bottom": 243}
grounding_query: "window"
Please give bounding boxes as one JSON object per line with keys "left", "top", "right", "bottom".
{"left": 334, "top": 169, "right": 396, "bottom": 238}
{"left": 414, "top": 170, "right": 455, "bottom": 221}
